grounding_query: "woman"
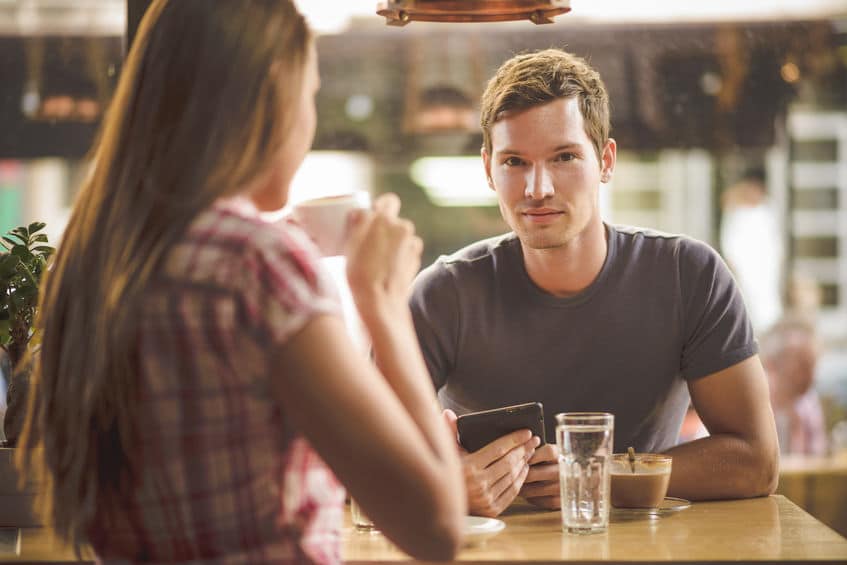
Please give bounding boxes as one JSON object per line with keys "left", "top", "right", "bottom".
{"left": 17, "top": 1, "right": 465, "bottom": 562}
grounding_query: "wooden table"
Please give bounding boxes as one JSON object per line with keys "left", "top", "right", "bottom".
{"left": 2, "top": 496, "right": 846, "bottom": 563}
{"left": 777, "top": 454, "right": 847, "bottom": 538}
{"left": 343, "top": 496, "right": 847, "bottom": 564}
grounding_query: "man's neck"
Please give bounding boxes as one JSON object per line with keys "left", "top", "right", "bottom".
{"left": 520, "top": 221, "right": 608, "bottom": 298}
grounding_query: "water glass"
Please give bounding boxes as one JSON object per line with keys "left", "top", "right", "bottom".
{"left": 350, "top": 498, "right": 377, "bottom": 531}
{"left": 556, "top": 412, "right": 614, "bottom": 534}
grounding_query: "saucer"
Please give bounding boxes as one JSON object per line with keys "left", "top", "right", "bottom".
{"left": 463, "top": 516, "right": 505, "bottom": 546}
{"left": 611, "top": 497, "right": 691, "bottom": 520}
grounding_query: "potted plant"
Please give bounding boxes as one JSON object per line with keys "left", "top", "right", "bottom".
{"left": 0, "top": 222, "right": 53, "bottom": 527}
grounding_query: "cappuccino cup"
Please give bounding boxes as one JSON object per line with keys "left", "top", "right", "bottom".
{"left": 291, "top": 191, "right": 371, "bottom": 257}
{"left": 610, "top": 453, "right": 672, "bottom": 508}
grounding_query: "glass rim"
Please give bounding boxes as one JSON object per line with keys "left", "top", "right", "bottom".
{"left": 612, "top": 453, "right": 672, "bottom": 463}
{"left": 555, "top": 411, "right": 614, "bottom": 422}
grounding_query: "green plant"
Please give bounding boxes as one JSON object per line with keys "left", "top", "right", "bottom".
{"left": 0, "top": 222, "right": 54, "bottom": 372}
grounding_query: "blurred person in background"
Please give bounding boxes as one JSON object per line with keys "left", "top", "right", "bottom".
{"left": 411, "top": 48, "right": 779, "bottom": 518}
{"left": 16, "top": 1, "right": 464, "bottom": 562}
{"left": 761, "top": 314, "right": 827, "bottom": 456}
{"left": 678, "top": 403, "right": 709, "bottom": 444}
{"left": 719, "top": 168, "right": 784, "bottom": 334}
{"left": 788, "top": 271, "right": 824, "bottom": 321}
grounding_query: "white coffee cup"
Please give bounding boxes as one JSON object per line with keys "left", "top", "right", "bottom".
{"left": 291, "top": 191, "right": 371, "bottom": 257}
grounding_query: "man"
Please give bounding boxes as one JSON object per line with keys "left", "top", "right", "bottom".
{"left": 410, "top": 49, "right": 779, "bottom": 517}
{"left": 761, "top": 314, "right": 826, "bottom": 456}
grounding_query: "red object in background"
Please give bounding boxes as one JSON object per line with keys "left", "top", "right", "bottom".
{"left": 679, "top": 406, "right": 709, "bottom": 443}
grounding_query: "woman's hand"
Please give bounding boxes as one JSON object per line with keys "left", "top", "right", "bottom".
{"left": 345, "top": 193, "right": 423, "bottom": 314}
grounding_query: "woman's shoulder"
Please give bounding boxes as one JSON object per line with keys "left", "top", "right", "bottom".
{"left": 166, "top": 198, "right": 324, "bottom": 291}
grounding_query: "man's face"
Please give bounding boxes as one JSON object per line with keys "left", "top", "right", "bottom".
{"left": 483, "top": 97, "right": 615, "bottom": 250}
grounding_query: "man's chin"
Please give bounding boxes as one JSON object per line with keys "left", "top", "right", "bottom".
{"left": 519, "top": 232, "right": 568, "bottom": 250}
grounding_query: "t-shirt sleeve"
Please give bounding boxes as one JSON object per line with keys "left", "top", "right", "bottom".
{"left": 678, "top": 239, "right": 758, "bottom": 380}
{"left": 243, "top": 224, "right": 340, "bottom": 348}
{"left": 410, "top": 260, "right": 460, "bottom": 391}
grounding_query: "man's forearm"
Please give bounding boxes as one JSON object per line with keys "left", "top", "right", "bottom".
{"left": 664, "top": 433, "right": 779, "bottom": 500}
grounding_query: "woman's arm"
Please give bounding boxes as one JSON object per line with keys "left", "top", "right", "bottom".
{"left": 270, "top": 194, "right": 465, "bottom": 561}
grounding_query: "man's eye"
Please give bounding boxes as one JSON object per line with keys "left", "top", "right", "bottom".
{"left": 504, "top": 157, "right": 524, "bottom": 166}
{"left": 555, "top": 152, "right": 576, "bottom": 162}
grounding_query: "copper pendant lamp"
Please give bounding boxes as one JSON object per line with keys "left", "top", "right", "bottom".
{"left": 376, "top": 1, "right": 572, "bottom": 26}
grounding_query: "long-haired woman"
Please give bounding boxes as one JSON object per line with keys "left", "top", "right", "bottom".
{"left": 17, "top": 1, "right": 465, "bottom": 562}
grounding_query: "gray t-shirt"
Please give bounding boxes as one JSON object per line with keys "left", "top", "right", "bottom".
{"left": 410, "top": 224, "right": 758, "bottom": 453}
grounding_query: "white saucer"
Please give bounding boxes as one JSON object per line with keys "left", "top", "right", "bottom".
{"left": 463, "top": 516, "right": 506, "bottom": 546}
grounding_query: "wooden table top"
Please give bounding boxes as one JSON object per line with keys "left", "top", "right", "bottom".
{"left": 3, "top": 495, "right": 846, "bottom": 563}
{"left": 342, "top": 495, "right": 847, "bottom": 564}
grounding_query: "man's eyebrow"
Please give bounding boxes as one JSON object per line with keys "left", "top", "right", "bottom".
{"left": 496, "top": 143, "right": 583, "bottom": 155}
{"left": 551, "top": 144, "right": 582, "bottom": 152}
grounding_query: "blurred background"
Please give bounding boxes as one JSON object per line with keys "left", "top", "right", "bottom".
{"left": 0, "top": 0, "right": 846, "bottom": 534}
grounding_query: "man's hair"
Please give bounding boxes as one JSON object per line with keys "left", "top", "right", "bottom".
{"left": 480, "top": 49, "right": 610, "bottom": 160}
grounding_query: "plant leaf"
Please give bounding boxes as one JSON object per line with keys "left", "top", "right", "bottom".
{"left": 12, "top": 227, "right": 29, "bottom": 240}
{"left": 34, "top": 245, "right": 55, "bottom": 255}
{"left": 3, "top": 234, "right": 25, "bottom": 247}
{"left": 11, "top": 245, "right": 33, "bottom": 261}
{"left": 0, "top": 254, "right": 21, "bottom": 277}
{"left": 31, "top": 234, "right": 48, "bottom": 243}
{"left": 28, "top": 222, "right": 46, "bottom": 234}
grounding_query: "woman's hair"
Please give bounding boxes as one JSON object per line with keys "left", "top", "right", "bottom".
{"left": 17, "top": 0, "right": 311, "bottom": 548}
{"left": 479, "top": 48, "right": 610, "bottom": 161}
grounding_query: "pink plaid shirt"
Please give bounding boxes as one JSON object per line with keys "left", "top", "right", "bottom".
{"left": 91, "top": 197, "right": 345, "bottom": 564}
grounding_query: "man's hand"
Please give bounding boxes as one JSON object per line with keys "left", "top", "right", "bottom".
{"left": 519, "top": 443, "right": 560, "bottom": 509}
{"left": 444, "top": 409, "right": 539, "bottom": 517}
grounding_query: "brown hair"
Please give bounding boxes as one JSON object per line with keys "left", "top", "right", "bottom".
{"left": 480, "top": 49, "right": 610, "bottom": 160}
{"left": 17, "top": 0, "right": 311, "bottom": 549}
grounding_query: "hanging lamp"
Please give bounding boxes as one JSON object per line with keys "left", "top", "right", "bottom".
{"left": 376, "top": 1, "right": 571, "bottom": 26}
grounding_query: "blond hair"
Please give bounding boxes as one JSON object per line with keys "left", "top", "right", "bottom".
{"left": 480, "top": 49, "right": 610, "bottom": 160}
{"left": 17, "top": 0, "right": 311, "bottom": 549}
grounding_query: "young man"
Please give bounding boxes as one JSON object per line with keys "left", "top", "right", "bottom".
{"left": 410, "top": 49, "right": 779, "bottom": 517}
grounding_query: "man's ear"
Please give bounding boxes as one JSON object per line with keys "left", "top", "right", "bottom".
{"left": 600, "top": 138, "right": 617, "bottom": 183}
{"left": 482, "top": 148, "right": 494, "bottom": 191}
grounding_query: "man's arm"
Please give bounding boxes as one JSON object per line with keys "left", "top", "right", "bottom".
{"left": 665, "top": 355, "right": 779, "bottom": 500}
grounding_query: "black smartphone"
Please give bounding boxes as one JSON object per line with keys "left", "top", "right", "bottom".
{"left": 456, "top": 402, "right": 545, "bottom": 452}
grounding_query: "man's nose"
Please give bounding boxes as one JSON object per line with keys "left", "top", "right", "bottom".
{"left": 525, "top": 165, "right": 555, "bottom": 200}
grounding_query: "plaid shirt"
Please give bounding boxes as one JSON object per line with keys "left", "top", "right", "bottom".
{"left": 91, "top": 197, "right": 345, "bottom": 564}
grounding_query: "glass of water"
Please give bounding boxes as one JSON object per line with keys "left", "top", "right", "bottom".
{"left": 556, "top": 412, "right": 614, "bottom": 534}
{"left": 350, "top": 498, "right": 377, "bottom": 531}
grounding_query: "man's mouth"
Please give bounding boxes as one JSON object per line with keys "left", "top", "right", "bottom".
{"left": 524, "top": 208, "right": 559, "bottom": 215}
{"left": 521, "top": 208, "right": 563, "bottom": 223}
{"left": 523, "top": 207, "right": 562, "bottom": 216}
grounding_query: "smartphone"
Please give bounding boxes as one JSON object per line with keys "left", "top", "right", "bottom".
{"left": 456, "top": 402, "right": 545, "bottom": 452}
